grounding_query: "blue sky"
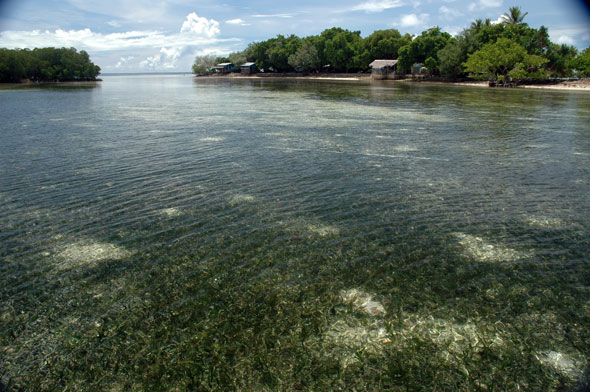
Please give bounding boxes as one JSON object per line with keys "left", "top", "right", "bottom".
{"left": 0, "top": 0, "right": 589, "bottom": 73}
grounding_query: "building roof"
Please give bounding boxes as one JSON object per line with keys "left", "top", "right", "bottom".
{"left": 369, "top": 59, "right": 398, "bottom": 68}
{"left": 241, "top": 62, "right": 256, "bottom": 67}
{"left": 215, "top": 62, "right": 233, "bottom": 67}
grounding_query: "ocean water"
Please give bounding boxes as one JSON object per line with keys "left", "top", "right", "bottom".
{"left": 1, "top": 74, "right": 589, "bottom": 390}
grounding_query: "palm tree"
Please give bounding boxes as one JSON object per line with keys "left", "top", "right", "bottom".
{"left": 470, "top": 19, "right": 484, "bottom": 31}
{"left": 501, "top": 6, "right": 528, "bottom": 26}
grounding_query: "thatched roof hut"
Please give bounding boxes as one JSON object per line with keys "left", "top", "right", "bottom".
{"left": 369, "top": 60, "right": 399, "bottom": 80}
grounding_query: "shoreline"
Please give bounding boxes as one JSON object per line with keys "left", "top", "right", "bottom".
{"left": 197, "top": 73, "right": 590, "bottom": 91}
{"left": 0, "top": 78, "right": 102, "bottom": 85}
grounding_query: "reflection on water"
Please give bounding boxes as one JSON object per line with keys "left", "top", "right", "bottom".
{"left": 0, "top": 74, "right": 589, "bottom": 390}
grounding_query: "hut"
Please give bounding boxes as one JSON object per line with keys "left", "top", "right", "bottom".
{"left": 212, "top": 62, "right": 235, "bottom": 74}
{"left": 369, "top": 59, "right": 399, "bottom": 80}
{"left": 240, "top": 62, "right": 258, "bottom": 74}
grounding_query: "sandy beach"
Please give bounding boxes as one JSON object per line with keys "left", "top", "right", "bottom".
{"left": 199, "top": 73, "right": 590, "bottom": 91}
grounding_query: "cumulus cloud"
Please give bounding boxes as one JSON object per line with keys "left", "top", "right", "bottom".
{"left": 350, "top": 0, "right": 404, "bottom": 12}
{"left": 115, "top": 56, "right": 135, "bottom": 68}
{"left": 180, "top": 12, "right": 220, "bottom": 38}
{"left": 468, "top": 0, "right": 502, "bottom": 12}
{"left": 549, "top": 25, "right": 590, "bottom": 47}
{"left": 0, "top": 13, "right": 226, "bottom": 52}
{"left": 140, "top": 47, "right": 181, "bottom": 70}
{"left": 396, "top": 13, "right": 430, "bottom": 28}
{"left": 0, "top": 12, "right": 239, "bottom": 72}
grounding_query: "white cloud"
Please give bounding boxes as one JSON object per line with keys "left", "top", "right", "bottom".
{"left": 0, "top": 12, "right": 241, "bottom": 72}
{"left": 107, "top": 20, "right": 121, "bottom": 28}
{"left": 439, "top": 6, "right": 462, "bottom": 20}
{"left": 396, "top": 13, "right": 430, "bottom": 28}
{"left": 226, "top": 18, "right": 245, "bottom": 24}
{"left": 491, "top": 16, "right": 504, "bottom": 25}
{"left": 115, "top": 56, "right": 135, "bottom": 68}
{"left": 350, "top": 0, "right": 404, "bottom": 12}
{"left": 0, "top": 28, "right": 224, "bottom": 52}
{"left": 180, "top": 12, "right": 219, "bottom": 38}
{"left": 442, "top": 26, "right": 462, "bottom": 37}
{"left": 556, "top": 35, "right": 575, "bottom": 45}
{"left": 0, "top": 13, "right": 226, "bottom": 52}
{"left": 140, "top": 47, "right": 181, "bottom": 70}
{"left": 468, "top": 0, "right": 502, "bottom": 12}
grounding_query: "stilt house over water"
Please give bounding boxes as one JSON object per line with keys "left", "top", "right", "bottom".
{"left": 369, "top": 59, "right": 399, "bottom": 80}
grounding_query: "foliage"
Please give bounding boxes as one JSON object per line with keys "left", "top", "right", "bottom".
{"left": 464, "top": 38, "right": 548, "bottom": 86}
{"left": 544, "top": 43, "right": 578, "bottom": 77}
{"left": 569, "top": 48, "right": 590, "bottom": 77}
{"left": 321, "top": 28, "right": 369, "bottom": 72}
{"left": 191, "top": 54, "right": 217, "bottom": 75}
{"left": 288, "top": 39, "right": 321, "bottom": 72}
{"left": 398, "top": 27, "right": 452, "bottom": 73}
{"left": 191, "top": 6, "right": 586, "bottom": 81}
{"left": 501, "top": 6, "right": 528, "bottom": 26}
{"left": 363, "top": 29, "right": 412, "bottom": 61}
{"left": 214, "top": 56, "right": 230, "bottom": 64}
{"left": 438, "top": 37, "right": 469, "bottom": 78}
{"left": 0, "top": 47, "right": 101, "bottom": 82}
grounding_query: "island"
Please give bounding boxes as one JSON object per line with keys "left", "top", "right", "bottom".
{"left": 0, "top": 47, "right": 101, "bottom": 83}
{"left": 193, "top": 7, "right": 590, "bottom": 88}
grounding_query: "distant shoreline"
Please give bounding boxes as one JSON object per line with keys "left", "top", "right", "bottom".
{"left": 0, "top": 78, "right": 102, "bottom": 84}
{"left": 197, "top": 73, "right": 590, "bottom": 91}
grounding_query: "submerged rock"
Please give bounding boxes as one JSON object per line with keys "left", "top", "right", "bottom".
{"left": 537, "top": 351, "right": 587, "bottom": 380}
{"left": 229, "top": 194, "right": 256, "bottom": 205}
{"left": 340, "top": 288, "right": 386, "bottom": 316}
{"left": 453, "top": 232, "right": 529, "bottom": 262}
{"left": 159, "top": 207, "right": 182, "bottom": 217}
{"left": 54, "top": 240, "right": 133, "bottom": 270}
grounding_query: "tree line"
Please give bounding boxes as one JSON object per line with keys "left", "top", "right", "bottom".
{"left": 0, "top": 47, "right": 101, "bottom": 82}
{"left": 194, "top": 7, "right": 590, "bottom": 84}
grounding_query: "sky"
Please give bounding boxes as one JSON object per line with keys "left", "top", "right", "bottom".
{"left": 0, "top": 0, "right": 589, "bottom": 73}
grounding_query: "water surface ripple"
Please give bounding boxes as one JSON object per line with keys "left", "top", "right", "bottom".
{"left": 1, "top": 75, "right": 589, "bottom": 390}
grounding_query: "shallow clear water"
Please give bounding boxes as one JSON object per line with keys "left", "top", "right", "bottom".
{"left": 1, "top": 75, "right": 589, "bottom": 390}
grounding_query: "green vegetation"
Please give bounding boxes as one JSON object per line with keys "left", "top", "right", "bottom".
{"left": 195, "top": 6, "right": 589, "bottom": 86}
{"left": 464, "top": 38, "right": 548, "bottom": 86}
{"left": 0, "top": 47, "right": 101, "bottom": 82}
{"left": 192, "top": 54, "right": 217, "bottom": 75}
{"left": 570, "top": 48, "right": 590, "bottom": 77}
{"left": 2, "top": 213, "right": 589, "bottom": 391}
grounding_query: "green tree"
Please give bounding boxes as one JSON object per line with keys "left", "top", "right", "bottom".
{"left": 544, "top": 43, "right": 578, "bottom": 76}
{"left": 569, "top": 48, "right": 590, "bottom": 77}
{"left": 464, "top": 38, "right": 547, "bottom": 86}
{"left": 266, "top": 35, "right": 301, "bottom": 72}
{"left": 0, "top": 47, "right": 100, "bottom": 82}
{"left": 320, "top": 28, "right": 365, "bottom": 72}
{"left": 288, "top": 40, "right": 320, "bottom": 72}
{"left": 398, "top": 27, "right": 451, "bottom": 73}
{"left": 214, "top": 56, "right": 230, "bottom": 64}
{"left": 192, "top": 54, "right": 217, "bottom": 74}
{"left": 501, "top": 6, "right": 528, "bottom": 26}
{"left": 364, "top": 29, "right": 411, "bottom": 60}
